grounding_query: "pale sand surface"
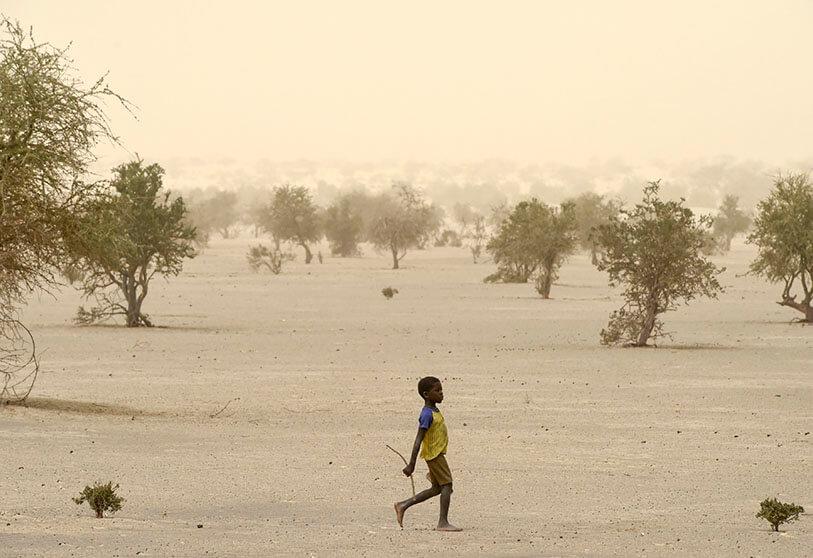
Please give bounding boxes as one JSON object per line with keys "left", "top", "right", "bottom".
{"left": 2, "top": 239, "right": 811, "bottom": 557}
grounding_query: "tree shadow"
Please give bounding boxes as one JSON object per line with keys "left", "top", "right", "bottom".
{"left": 5, "top": 396, "right": 160, "bottom": 417}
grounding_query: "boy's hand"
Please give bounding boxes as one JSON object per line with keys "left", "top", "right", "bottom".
{"left": 402, "top": 463, "right": 415, "bottom": 477}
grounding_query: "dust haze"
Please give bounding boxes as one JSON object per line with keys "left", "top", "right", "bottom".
{"left": 2, "top": 2, "right": 811, "bottom": 557}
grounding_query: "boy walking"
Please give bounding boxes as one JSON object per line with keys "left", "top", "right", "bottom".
{"left": 394, "top": 376, "right": 462, "bottom": 531}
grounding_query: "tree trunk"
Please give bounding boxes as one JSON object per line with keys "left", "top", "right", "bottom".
{"left": 302, "top": 243, "right": 313, "bottom": 264}
{"left": 391, "top": 246, "right": 399, "bottom": 269}
{"left": 590, "top": 248, "right": 599, "bottom": 266}
{"left": 779, "top": 298, "right": 813, "bottom": 322}
{"left": 95, "top": 509, "right": 104, "bottom": 518}
{"left": 536, "top": 265, "right": 553, "bottom": 299}
{"left": 636, "top": 305, "right": 657, "bottom": 346}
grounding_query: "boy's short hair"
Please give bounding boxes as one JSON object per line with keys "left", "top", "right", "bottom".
{"left": 417, "top": 376, "right": 441, "bottom": 398}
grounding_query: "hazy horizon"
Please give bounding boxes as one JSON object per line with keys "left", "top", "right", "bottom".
{"left": 5, "top": 1, "right": 813, "bottom": 170}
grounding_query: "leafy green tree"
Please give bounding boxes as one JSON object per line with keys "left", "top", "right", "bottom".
{"left": 485, "top": 199, "right": 577, "bottom": 296}
{"left": 322, "top": 193, "right": 365, "bottom": 256}
{"left": 594, "top": 181, "right": 724, "bottom": 346}
{"left": 567, "top": 192, "right": 622, "bottom": 264}
{"left": 712, "top": 194, "right": 751, "bottom": 252}
{"left": 258, "top": 185, "right": 321, "bottom": 263}
{"left": 0, "top": 18, "right": 125, "bottom": 401}
{"left": 747, "top": 172, "right": 813, "bottom": 322}
{"left": 367, "top": 183, "right": 437, "bottom": 269}
{"left": 71, "top": 160, "right": 196, "bottom": 327}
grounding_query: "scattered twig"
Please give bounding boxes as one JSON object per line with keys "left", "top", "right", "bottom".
{"left": 209, "top": 397, "right": 239, "bottom": 418}
{"left": 386, "top": 444, "right": 415, "bottom": 496}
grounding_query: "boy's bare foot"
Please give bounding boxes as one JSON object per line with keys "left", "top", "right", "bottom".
{"left": 436, "top": 523, "right": 462, "bottom": 532}
{"left": 394, "top": 503, "right": 405, "bottom": 528}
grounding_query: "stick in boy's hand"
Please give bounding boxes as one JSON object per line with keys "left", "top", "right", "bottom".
{"left": 386, "top": 444, "right": 415, "bottom": 496}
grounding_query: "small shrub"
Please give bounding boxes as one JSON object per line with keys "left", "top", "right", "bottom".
{"left": 247, "top": 244, "right": 294, "bottom": 274}
{"left": 73, "top": 481, "right": 124, "bottom": 518}
{"left": 381, "top": 287, "right": 399, "bottom": 299}
{"left": 756, "top": 497, "right": 804, "bottom": 532}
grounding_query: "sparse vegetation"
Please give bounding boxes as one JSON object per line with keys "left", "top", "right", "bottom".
{"left": 257, "top": 185, "right": 321, "bottom": 263}
{"left": 73, "top": 482, "right": 124, "bottom": 518}
{"left": 594, "top": 181, "right": 724, "bottom": 346}
{"left": 711, "top": 194, "right": 751, "bottom": 252}
{"left": 247, "top": 244, "right": 295, "bottom": 274}
{"left": 367, "top": 183, "right": 439, "bottom": 269}
{"left": 747, "top": 172, "right": 813, "bottom": 322}
{"left": 568, "top": 192, "right": 622, "bottom": 265}
{"left": 185, "top": 189, "right": 240, "bottom": 241}
{"left": 466, "top": 214, "right": 488, "bottom": 263}
{"left": 485, "top": 199, "right": 577, "bottom": 297}
{"left": 322, "top": 194, "right": 365, "bottom": 257}
{"left": 756, "top": 497, "right": 804, "bottom": 532}
{"left": 381, "top": 286, "right": 399, "bottom": 299}
{"left": 70, "top": 160, "right": 197, "bottom": 327}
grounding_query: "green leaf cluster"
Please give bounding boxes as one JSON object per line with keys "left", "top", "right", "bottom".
{"left": 70, "top": 160, "right": 196, "bottom": 327}
{"left": 73, "top": 481, "right": 124, "bottom": 518}
{"left": 595, "top": 181, "right": 724, "bottom": 346}
{"left": 756, "top": 497, "right": 804, "bottom": 532}
{"left": 747, "top": 173, "right": 813, "bottom": 321}
{"left": 485, "top": 199, "right": 577, "bottom": 296}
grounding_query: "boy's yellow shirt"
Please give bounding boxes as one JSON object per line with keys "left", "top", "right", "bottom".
{"left": 418, "top": 406, "right": 448, "bottom": 461}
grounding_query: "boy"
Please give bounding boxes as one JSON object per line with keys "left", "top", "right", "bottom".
{"left": 394, "top": 376, "right": 462, "bottom": 531}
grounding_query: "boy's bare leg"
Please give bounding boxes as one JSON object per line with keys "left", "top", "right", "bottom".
{"left": 394, "top": 485, "right": 442, "bottom": 527}
{"left": 436, "top": 484, "right": 462, "bottom": 531}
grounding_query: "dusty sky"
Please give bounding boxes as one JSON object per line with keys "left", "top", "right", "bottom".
{"left": 5, "top": 1, "right": 813, "bottom": 166}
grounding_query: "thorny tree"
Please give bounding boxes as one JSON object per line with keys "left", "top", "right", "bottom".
{"left": 0, "top": 18, "right": 125, "bottom": 400}
{"left": 748, "top": 172, "right": 813, "bottom": 322}
{"left": 594, "top": 181, "right": 724, "bottom": 346}
{"left": 71, "top": 160, "right": 196, "bottom": 327}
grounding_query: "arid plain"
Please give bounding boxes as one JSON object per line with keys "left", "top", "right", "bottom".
{"left": 2, "top": 238, "right": 810, "bottom": 557}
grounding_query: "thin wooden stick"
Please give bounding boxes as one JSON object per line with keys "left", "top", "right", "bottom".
{"left": 209, "top": 397, "right": 239, "bottom": 418}
{"left": 386, "top": 444, "right": 415, "bottom": 496}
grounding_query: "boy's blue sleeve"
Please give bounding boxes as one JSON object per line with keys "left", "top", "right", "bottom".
{"left": 418, "top": 407, "right": 433, "bottom": 430}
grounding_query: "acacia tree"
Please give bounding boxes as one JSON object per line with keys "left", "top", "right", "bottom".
{"left": 322, "top": 193, "right": 365, "bottom": 256}
{"left": 367, "top": 182, "right": 437, "bottom": 269}
{"left": 484, "top": 199, "right": 577, "bottom": 297}
{"left": 259, "top": 185, "right": 321, "bottom": 263}
{"left": 0, "top": 18, "right": 124, "bottom": 400}
{"left": 567, "top": 192, "right": 622, "bottom": 264}
{"left": 71, "top": 160, "right": 196, "bottom": 327}
{"left": 712, "top": 194, "right": 751, "bottom": 252}
{"left": 748, "top": 173, "right": 813, "bottom": 322}
{"left": 594, "top": 182, "right": 724, "bottom": 346}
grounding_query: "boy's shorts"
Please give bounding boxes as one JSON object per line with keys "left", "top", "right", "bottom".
{"left": 426, "top": 454, "right": 453, "bottom": 486}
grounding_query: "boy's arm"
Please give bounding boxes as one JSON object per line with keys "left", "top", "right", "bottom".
{"left": 402, "top": 428, "right": 426, "bottom": 477}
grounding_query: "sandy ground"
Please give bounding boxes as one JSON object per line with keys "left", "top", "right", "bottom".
{"left": 2, "top": 238, "right": 811, "bottom": 557}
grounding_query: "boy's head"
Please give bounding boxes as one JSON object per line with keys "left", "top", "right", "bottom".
{"left": 417, "top": 376, "right": 443, "bottom": 404}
